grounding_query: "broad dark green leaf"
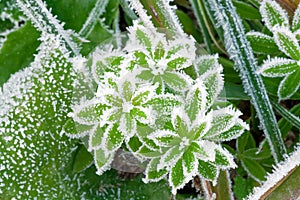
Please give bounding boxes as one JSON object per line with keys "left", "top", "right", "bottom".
{"left": 263, "top": 77, "right": 300, "bottom": 100}
{"left": 0, "top": 43, "right": 101, "bottom": 198}
{"left": 0, "top": 21, "right": 40, "bottom": 86}
{"left": 243, "top": 148, "right": 272, "bottom": 160}
{"left": 198, "top": 160, "right": 217, "bottom": 181}
{"left": 237, "top": 132, "right": 256, "bottom": 153}
{"left": 246, "top": 32, "right": 279, "bottom": 54}
{"left": 45, "top": 0, "right": 98, "bottom": 32}
{"left": 278, "top": 70, "right": 300, "bottom": 100}
{"left": 233, "top": 0, "right": 261, "bottom": 20}
{"left": 72, "top": 144, "right": 93, "bottom": 173}
{"left": 97, "top": 169, "right": 172, "bottom": 199}
{"left": 241, "top": 158, "right": 267, "bottom": 181}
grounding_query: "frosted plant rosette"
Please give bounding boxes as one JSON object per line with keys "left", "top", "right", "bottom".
{"left": 247, "top": 0, "right": 300, "bottom": 100}
{"left": 64, "top": 20, "right": 249, "bottom": 194}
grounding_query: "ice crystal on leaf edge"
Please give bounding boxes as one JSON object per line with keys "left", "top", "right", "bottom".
{"left": 244, "top": 145, "right": 300, "bottom": 200}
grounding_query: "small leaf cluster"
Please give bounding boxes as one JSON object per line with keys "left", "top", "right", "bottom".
{"left": 247, "top": 0, "right": 300, "bottom": 100}
{"left": 64, "top": 20, "right": 248, "bottom": 194}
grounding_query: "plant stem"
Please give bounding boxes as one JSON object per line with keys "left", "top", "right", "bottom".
{"left": 16, "top": 0, "right": 80, "bottom": 56}
{"left": 211, "top": 170, "right": 234, "bottom": 200}
{"left": 78, "top": 0, "right": 109, "bottom": 38}
{"left": 189, "top": 0, "right": 213, "bottom": 53}
{"left": 138, "top": 0, "right": 185, "bottom": 37}
{"left": 206, "top": 0, "right": 287, "bottom": 162}
{"left": 271, "top": 99, "right": 300, "bottom": 131}
{"left": 189, "top": 0, "right": 228, "bottom": 55}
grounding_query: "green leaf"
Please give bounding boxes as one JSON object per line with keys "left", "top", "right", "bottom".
{"left": 189, "top": 141, "right": 209, "bottom": 159}
{"left": 145, "top": 157, "right": 168, "bottom": 182}
{"left": 243, "top": 148, "right": 271, "bottom": 160}
{"left": 170, "top": 158, "right": 186, "bottom": 193}
{"left": 159, "top": 145, "right": 183, "bottom": 169}
{"left": 104, "top": 124, "right": 124, "bottom": 151}
{"left": 263, "top": 77, "right": 300, "bottom": 100}
{"left": 233, "top": 176, "right": 256, "bottom": 200}
{"left": 183, "top": 150, "right": 197, "bottom": 174}
{"left": 167, "top": 57, "right": 188, "bottom": 70}
{"left": 122, "top": 80, "right": 134, "bottom": 102}
{"left": 202, "top": 108, "right": 237, "bottom": 139}
{"left": 136, "top": 28, "right": 152, "bottom": 49}
{"left": 195, "top": 55, "right": 219, "bottom": 75}
{"left": 94, "top": 148, "right": 113, "bottom": 175}
{"left": 208, "top": 120, "right": 247, "bottom": 142}
{"left": 191, "top": 122, "right": 208, "bottom": 140}
{"left": 215, "top": 149, "right": 230, "bottom": 167}
{"left": 89, "top": 124, "right": 105, "bottom": 150}
{"left": 241, "top": 158, "right": 267, "bottom": 181}
{"left": 246, "top": 32, "right": 279, "bottom": 54}
{"left": 163, "top": 71, "right": 191, "bottom": 92}
{"left": 132, "top": 51, "right": 148, "bottom": 67}
{"left": 259, "top": 57, "right": 299, "bottom": 77}
{"left": 120, "top": 112, "right": 136, "bottom": 135}
{"left": 45, "top": 0, "right": 101, "bottom": 32}
{"left": 185, "top": 81, "right": 207, "bottom": 121}
{"left": 198, "top": 160, "right": 217, "bottom": 181}
{"left": 72, "top": 144, "right": 93, "bottom": 173}
{"left": 233, "top": 0, "right": 261, "bottom": 20}
{"left": 274, "top": 28, "right": 300, "bottom": 60}
{"left": 0, "top": 41, "right": 99, "bottom": 198}
{"left": 237, "top": 131, "right": 256, "bottom": 153}
{"left": 144, "top": 95, "right": 181, "bottom": 125}
{"left": 292, "top": 4, "right": 300, "bottom": 31}
{"left": 136, "top": 69, "right": 154, "bottom": 81}
{"left": 201, "top": 67, "right": 223, "bottom": 109}
{"left": 62, "top": 118, "right": 94, "bottom": 138}
{"left": 221, "top": 82, "right": 249, "bottom": 100}
{"left": 132, "top": 90, "right": 150, "bottom": 106}
{"left": 97, "top": 170, "right": 171, "bottom": 199}
{"left": 278, "top": 69, "right": 300, "bottom": 100}
{"left": 260, "top": 0, "right": 289, "bottom": 31}
{"left": 149, "top": 130, "right": 178, "bottom": 147}
{"left": 154, "top": 41, "right": 165, "bottom": 60}
{"left": 130, "top": 107, "right": 147, "bottom": 120}
{"left": 106, "top": 94, "right": 123, "bottom": 107}
{"left": 80, "top": 21, "right": 113, "bottom": 56}
{"left": 0, "top": 21, "right": 40, "bottom": 86}
{"left": 278, "top": 103, "right": 300, "bottom": 136}
{"left": 73, "top": 102, "right": 108, "bottom": 125}
{"left": 93, "top": 55, "right": 124, "bottom": 82}
{"left": 126, "top": 136, "right": 143, "bottom": 152}
{"left": 138, "top": 145, "right": 162, "bottom": 158}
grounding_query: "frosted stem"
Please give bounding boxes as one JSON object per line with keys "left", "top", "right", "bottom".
{"left": 128, "top": 0, "right": 156, "bottom": 30}
{"left": 16, "top": 0, "right": 80, "bottom": 56}
{"left": 271, "top": 98, "right": 300, "bottom": 130}
{"left": 207, "top": 0, "right": 286, "bottom": 162}
{"left": 200, "top": 178, "right": 216, "bottom": 200}
{"left": 211, "top": 170, "right": 234, "bottom": 200}
{"left": 245, "top": 146, "right": 300, "bottom": 200}
{"left": 78, "top": 0, "right": 109, "bottom": 38}
{"left": 138, "top": 0, "right": 185, "bottom": 37}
